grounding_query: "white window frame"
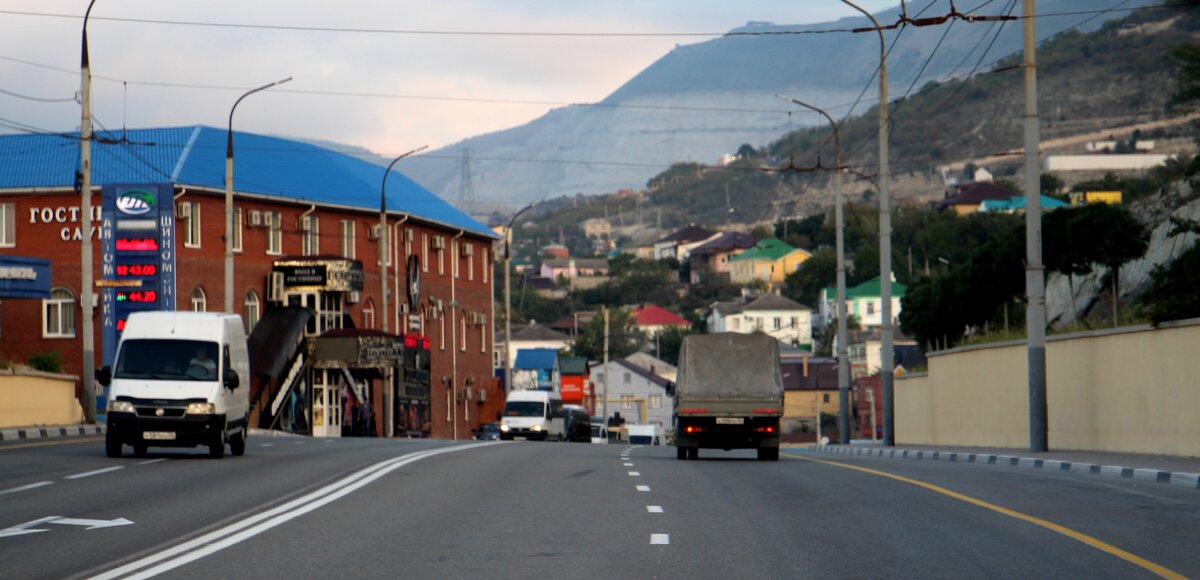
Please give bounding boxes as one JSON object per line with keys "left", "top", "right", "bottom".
{"left": 183, "top": 202, "right": 201, "bottom": 249}
{"left": 302, "top": 215, "right": 319, "bottom": 256}
{"left": 341, "top": 219, "right": 356, "bottom": 259}
{"left": 439, "top": 314, "right": 446, "bottom": 351}
{"left": 467, "top": 244, "right": 474, "bottom": 281}
{"left": 363, "top": 299, "right": 376, "bottom": 330}
{"left": 460, "top": 316, "right": 466, "bottom": 352}
{"left": 0, "top": 202, "right": 15, "bottom": 247}
{"left": 42, "top": 287, "right": 75, "bottom": 338}
{"left": 232, "top": 207, "right": 244, "bottom": 253}
{"left": 267, "top": 211, "right": 282, "bottom": 255}
{"left": 422, "top": 233, "right": 429, "bottom": 272}
{"left": 243, "top": 290, "right": 260, "bottom": 333}
{"left": 482, "top": 247, "right": 489, "bottom": 284}
{"left": 191, "top": 286, "right": 207, "bottom": 312}
{"left": 480, "top": 316, "right": 486, "bottom": 353}
{"left": 438, "top": 239, "right": 445, "bottom": 276}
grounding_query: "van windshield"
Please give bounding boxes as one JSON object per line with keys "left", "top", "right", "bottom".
{"left": 115, "top": 339, "right": 220, "bottom": 381}
{"left": 504, "top": 401, "right": 545, "bottom": 418}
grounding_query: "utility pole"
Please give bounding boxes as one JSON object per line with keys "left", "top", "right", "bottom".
{"left": 79, "top": 0, "right": 97, "bottom": 424}
{"left": 1023, "top": 0, "right": 1049, "bottom": 452}
{"left": 602, "top": 306, "right": 610, "bottom": 424}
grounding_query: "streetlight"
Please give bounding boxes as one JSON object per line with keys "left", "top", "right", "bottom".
{"left": 380, "top": 145, "right": 428, "bottom": 334}
{"left": 503, "top": 200, "right": 538, "bottom": 396}
{"left": 775, "top": 95, "right": 850, "bottom": 445}
{"left": 842, "top": 0, "right": 894, "bottom": 447}
{"left": 79, "top": 0, "right": 98, "bottom": 423}
{"left": 225, "top": 77, "right": 292, "bottom": 314}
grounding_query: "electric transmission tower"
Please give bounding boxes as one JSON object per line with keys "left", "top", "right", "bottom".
{"left": 457, "top": 147, "right": 476, "bottom": 215}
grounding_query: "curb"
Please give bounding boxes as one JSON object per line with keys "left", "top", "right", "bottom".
{"left": 805, "top": 445, "right": 1200, "bottom": 491}
{"left": 0, "top": 424, "right": 105, "bottom": 442}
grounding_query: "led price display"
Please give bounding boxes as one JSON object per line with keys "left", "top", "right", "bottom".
{"left": 116, "top": 290, "right": 158, "bottom": 304}
{"left": 115, "top": 263, "right": 158, "bottom": 277}
{"left": 116, "top": 319, "right": 127, "bottom": 332}
{"left": 115, "top": 238, "right": 159, "bottom": 252}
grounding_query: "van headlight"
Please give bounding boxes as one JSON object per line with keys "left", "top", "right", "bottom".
{"left": 499, "top": 424, "right": 510, "bottom": 432}
{"left": 532, "top": 424, "right": 543, "bottom": 432}
{"left": 185, "top": 402, "right": 216, "bottom": 415}
{"left": 108, "top": 401, "right": 134, "bottom": 413}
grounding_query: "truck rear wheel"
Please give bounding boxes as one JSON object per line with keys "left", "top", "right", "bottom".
{"left": 688, "top": 448, "right": 698, "bottom": 460}
{"left": 676, "top": 447, "right": 687, "bottom": 460}
{"left": 757, "top": 447, "right": 779, "bottom": 461}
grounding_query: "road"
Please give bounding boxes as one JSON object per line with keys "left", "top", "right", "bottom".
{"left": 1, "top": 437, "right": 1197, "bottom": 579}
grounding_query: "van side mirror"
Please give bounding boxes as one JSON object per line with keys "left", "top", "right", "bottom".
{"left": 95, "top": 366, "right": 112, "bottom": 387}
{"left": 665, "top": 381, "right": 676, "bottom": 398}
{"left": 224, "top": 369, "right": 240, "bottom": 390}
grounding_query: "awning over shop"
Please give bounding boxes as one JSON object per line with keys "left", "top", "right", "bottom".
{"left": 312, "top": 329, "right": 402, "bottom": 370}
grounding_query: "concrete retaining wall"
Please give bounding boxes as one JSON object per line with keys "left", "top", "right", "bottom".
{"left": 0, "top": 368, "right": 83, "bottom": 428}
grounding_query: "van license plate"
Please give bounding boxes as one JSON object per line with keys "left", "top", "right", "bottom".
{"left": 716, "top": 418, "right": 744, "bottom": 425}
{"left": 143, "top": 431, "right": 176, "bottom": 440}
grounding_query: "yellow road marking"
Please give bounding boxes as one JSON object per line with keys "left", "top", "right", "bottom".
{"left": 0, "top": 437, "right": 103, "bottom": 451}
{"left": 782, "top": 452, "right": 1186, "bottom": 580}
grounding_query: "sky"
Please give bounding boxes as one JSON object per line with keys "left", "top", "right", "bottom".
{"left": 0, "top": 1, "right": 896, "bottom": 158}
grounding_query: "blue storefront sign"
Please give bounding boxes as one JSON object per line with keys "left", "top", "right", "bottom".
{"left": 0, "top": 256, "right": 51, "bottom": 299}
{"left": 99, "top": 184, "right": 176, "bottom": 414}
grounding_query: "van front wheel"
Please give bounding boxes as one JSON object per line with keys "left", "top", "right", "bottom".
{"left": 208, "top": 434, "right": 226, "bottom": 459}
{"left": 105, "top": 434, "right": 122, "bottom": 458}
{"left": 229, "top": 430, "right": 246, "bottom": 457}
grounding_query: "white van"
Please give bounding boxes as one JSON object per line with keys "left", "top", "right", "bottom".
{"left": 97, "top": 312, "right": 251, "bottom": 459}
{"left": 626, "top": 423, "right": 663, "bottom": 446}
{"left": 499, "top": 390, "right": 564, "bottom": 441}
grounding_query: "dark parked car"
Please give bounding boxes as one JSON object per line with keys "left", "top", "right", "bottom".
{"left": 564, "top": 406, "right": 591, "bottom": 443}
{"left": 476, "top": 423, "right": 501, "bottom": 441}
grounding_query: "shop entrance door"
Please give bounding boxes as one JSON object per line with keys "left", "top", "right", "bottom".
{"left": 311, "top": 369, "right": 343, "bottom": 438}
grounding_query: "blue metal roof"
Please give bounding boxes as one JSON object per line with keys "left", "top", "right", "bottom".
{"left": 0, "top": 127, "right": 494, "bottom": 238}
{"left": 514, "top": 348, "right": 559, "bottom": 370}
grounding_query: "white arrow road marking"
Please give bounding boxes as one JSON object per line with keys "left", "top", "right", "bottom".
{"left": 0, "top": 516, "right": 134, "bottom": 538}
{"left": 92, "top": 442, "right": 495, "bottom": 580}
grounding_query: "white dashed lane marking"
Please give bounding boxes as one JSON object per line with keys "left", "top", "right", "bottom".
{"left": 647, "top": 506, "right": 663, "bottom": 513}
{"left": 628, "top": 471, "right": 640, "bottom": 476}
{"left": 651, "top": 534, "right": 670, "bottom": 545}
{"left": 623, "top": 462, "right": 634, "bottom": 466}
{"left": 0, "top": 481, "right": 53, "bottom": 496}
{"left": 138, "top": 458, "right": 169, "bottom": 465}
{"left": 65, "top": 466, "right": 124, "bottom": 480}
{"left": 636, "top": 485, "right": 651, "bottom": 492}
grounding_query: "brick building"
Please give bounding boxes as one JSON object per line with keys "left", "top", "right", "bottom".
{"left": 0, "top": 127, "right": 501, "bottom": 440}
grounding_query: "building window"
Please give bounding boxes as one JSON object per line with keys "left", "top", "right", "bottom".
{"left": 822, "top": 393, "right": 830, "bottom": 404}
{"left": 460, "top": 316, "right": 467, "bottom": 351}
{"left": 341, "top": 220, "right": 356, "bottom": 259}
{"left": 301, "top": 215, "right": 319, "bottom": 256}
{"left": 480, "top": 317, "right": 487, "bottom": 353}
{"left": 595, "top": 372, "right": 604, "bottom": 385}
{"left": 422, "top": 233, "right": 429, "bottom": 272}
{"left": 483, "top": 247, "right": 490, "bottom": 284}
{"left": 439, "top": 314, "right": 446, "bottom": 350}
{"left": 731, "top": 318, "right": 740, "bottom": 331}
{"left": 791, "top": 316, "right": 799, "bottom": 328}
{"left": 0, "top": 202, "right": 14, "bottom": 247}
{"left": 623, "top": 372, "right": 631, "bottom": 386}
{"left": 266, "top": 211, "right": 282, "bottom": 255}
{"left": 363, "top": 299, "right": 375, "bottom": 330}
{"left": 232, "top": 207, "right": 243, "bottom": 253}
{"left": 452, "top": 240, "right": 459, "bottom": 279}
{"left": 621, "top": 394, "right": 634, "bottom": 409}
{"left": 183, "top": 202, "right": 201, "bottom": 248}
{"left": 467, "top": 244, "right": 474, "bottom": 281}
{"left": 649, "top": 395, "right": 663, "bottom": 409}
{"left": 243, "top": 291, "right": 260, "bottom": 334}
{"left": 773, "top": 317, "right": 781, "bottom": 330}
{"left": 438, "top": 239, "right": 445, "bottom": 276}
{"left": 43, "top": 287, "right": 75, "bottom": 338}
{"left": 191, "top": 287, "right": 207, "bottom": 312}
{"left": 319, "top": 293, "right": 341, "bottom": 333}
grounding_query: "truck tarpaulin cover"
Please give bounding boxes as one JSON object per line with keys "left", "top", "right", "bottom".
{"left": 677, "top": 333, "right": 783, "bottom": 399}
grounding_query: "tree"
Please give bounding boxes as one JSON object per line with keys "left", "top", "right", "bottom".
{"left": 1141, "top": 219, "right": 1200, "bottom": 324}
{"left": 571, "top": 309, "right": 646, "bottom": 360}
{"left": 1069, "top": 204, "right": 1149, "bottom": 326}
{"left": 1168, "top": 43, "right": 1200, "bottom": 111}
{"left": 783, "top": 249, "right": 837, "bottom": 308}
{"left": 653, "top": 326, "right": 695, "bottom": 366}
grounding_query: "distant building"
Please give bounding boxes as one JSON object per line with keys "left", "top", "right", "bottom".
{"left": 559, "top": 356, "right": 593, "bottom": 413}
{"left": 688, "top": 231, "right": 757, "bottom": 284}
{"left": 513, "top": 348, "right": 560, "bottom": 392}
{"left": 581, "top": 218, "right": 613, "bottom": 239}
{"left": 979, "top": 195, "right": 1068, "bottom": 214}
{"left": 819, "top": 276, "right": 906, "bottom": 330}
{"left": 630, "top": 304, "right": 690, "bottom": 338}
{"left": 1044, "top": 154, "right": 1168, "bottom": 172}
{"left": 728, "top": 238, "right": 811, "bottom": 287}
{"left": 706, "top": 293, "right": 813, "bottom": 348}
{"left": 936, "top": 182, "right": 1017, "bottom": 216}
{"left": 589, "top": 359, "right": 674, "bottom": 430}
{"left": 653, "top": 224, "right": 720, "bottom": 261}
{"left": 781, "top": 355, "right": 839, "bottom": 436}
{"left": 496, "top": 323, "right": 570, "bottom": 371}
{"left": 624, "top": 352, "right": 677, "bottom": 382}
{"left": 541, "top": 244, "right": 569, "bottom": 259}
{"left": 1069, "top": 190, "right": 1123, "bottom": 206}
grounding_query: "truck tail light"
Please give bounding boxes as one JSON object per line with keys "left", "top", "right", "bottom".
{"left": 680, "top": 408, "right": 708, "bottom": 414}
{"left": 752, "top": 409, "right": 780, "bottom": 414}
{"left": 754, "top": 426, "right": 776, "bottom": 434}
{"left": 684, "top": 425, "right": 704, "bottom": 434}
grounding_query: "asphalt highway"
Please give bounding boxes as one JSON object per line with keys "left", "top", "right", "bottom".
{"left": 0, "top": 437, "right": 1196, "bottom": 579}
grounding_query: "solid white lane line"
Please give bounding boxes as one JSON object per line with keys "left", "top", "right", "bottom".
{"left": 628, "top": 471, "right": 640, "bottom": 476}
{"left": 651, "top": 533, "right": 670, "bottom": 545}
{"left": 647, "top": 506, "right": 663, "bottom": 513}
{"left": 636, "top": 485, "right": 651, "bottom": 492}
{"left": 0, "top": 481, "right": 53, "bottom": 496}
{"left": 138, "top": 459, "right": 169, "bottom": 466}
{"left": 259, "top": 443, "right": 274, "bottom": 447}
{"left": 65, "top": 466, "right": 124, "bottom": 480}
{"left": 92, "top": 442, "right": 495, "bottom": 580}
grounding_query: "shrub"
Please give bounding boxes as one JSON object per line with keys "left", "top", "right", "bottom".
{"left": 28, "top": 351, "right": 62, "bottom": 373}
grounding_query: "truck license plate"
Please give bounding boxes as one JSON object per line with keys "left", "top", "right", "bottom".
{"left": 143, "top": 431, "right": 176, "bottom": 440}
{"left": 716, "top": 418, "right": 744, "bottom": 425}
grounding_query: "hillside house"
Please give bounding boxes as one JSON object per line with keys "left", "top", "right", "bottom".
{"left": 653, "top": 224, "right": 720, "bottom": 261}
{"left": 688, "top": 231, "right": 757, "bottom": 284}
{"left": 728, "top": 238, "right": 811, "bottom": 287}
{"left": 819, "top": 275, "right": 906, "bottom": 330}
{"left": 631, "top": 304, "right": 690, "bottom": 338}
{"left": 706, "top": 293, "right": 813, "bottom": 348}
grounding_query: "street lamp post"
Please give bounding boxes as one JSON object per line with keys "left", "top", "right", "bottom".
{"left": 79, "top": 0, "right": 98, "bottom": 423}
{"left": 776, "top": 95, "right": 850, "bottom": 445}
{"left": 842, "top": 0, "right": 894, "bottom": 446}
{"left": 503, "top": 201, "right": 537, "bottom": 396}
{"left": 225, "top": 77, "right": 291, "bottom": 314}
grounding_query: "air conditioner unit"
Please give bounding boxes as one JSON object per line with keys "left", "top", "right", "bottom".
{"left": 432, "top": 236, "right": 445, "bottom": 250}
{"left": 248, "top": 210, "right": 263, "bottom": 227}
{"left": 176, "top": 202, "right": 192, "bottom": 219}
{"left": 426, "top": 306, "right": 438, "bottom": 320}
{"left": 476, "top": 388, "right": 487, "bottom": 403}
{"left": 263, "top": 212, "right": 276, "bottom": 228}
{"left": 298, "top": 217, "right": 311, "bottom": 232}
{"left": 368, "top": 224, "right": 382, "bottom": 240}
{"left": 463, "top": 387, "right": 472, "bottom": 401}
{"left": 400, "top": 302, "right": 409, "bottom": 314}
{"left": 403, "top": 229, "right": 414, "bottom": 242}
{"left": 461, "top": 243, "right": 474, "bottom": 257}
{"left": 346, "top": 291, "right": 361, "bottom": 304}
{"left": 268, "top": 271, "right": 285, "bottom": 302}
